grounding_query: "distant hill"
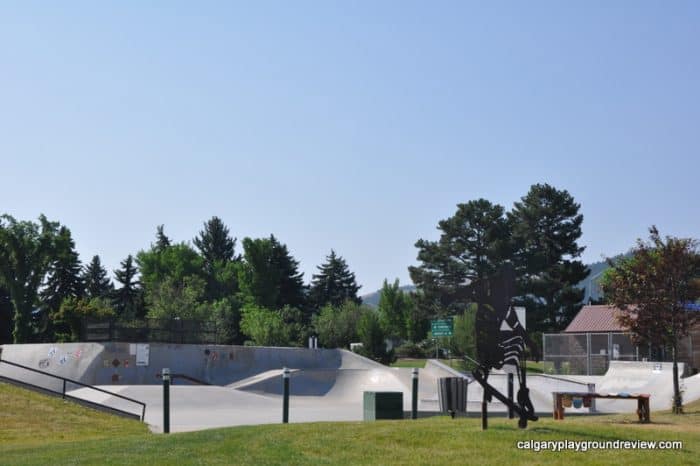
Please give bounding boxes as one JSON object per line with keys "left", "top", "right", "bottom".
{"left": 361, "top": 255, "right": 630, "bottom": 307}
{"left": 579, "top": 252, "right": 630, "bottom": 304}
{"left": 361, "top": 285, "right": 416, "bottom": 308}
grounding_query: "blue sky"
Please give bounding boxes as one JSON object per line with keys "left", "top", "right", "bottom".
{"left": 1, "top": 2, "right": 699, "bottom": 293}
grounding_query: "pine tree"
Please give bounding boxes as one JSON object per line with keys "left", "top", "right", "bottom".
{"left": 40, "top": 226, "right": 84, "bottom": 340}
{"left": 155, "top": 225, "right": 171, "bottom": 252}
{"left": 508, "top": 183, "right": 589, "bottom": 332}
{"left": 113, "top": 255, "right": 143, "bottom": 320}
{"left": 83, "top": 255, "right": 113, "bottom": 300}
{"left": 193, "top": 216, "right": 237, "bottom": 267}
{"left": 409, "top": 199, "right": 511, "bottom": 316}
{"left": 192, "top": 217, "right": 239, "bottom": 301}
{"left": 309, "top": 250, "right": 361, "bottom": 308}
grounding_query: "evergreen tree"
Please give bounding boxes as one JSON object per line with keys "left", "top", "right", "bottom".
{"left": 0, "top": 214, "right": 60, "bottom": 343}
{"left": 0, "top": 285, "right": 12, "bottom": 344}
{"left": 155, "top": 225, "right": 171, "bottom": 252}
{"left": 409, "top": 199, "right": 511, "bottom": 316}
{"left": 83, "top": 255, "right": 113, "bottom": 300}
{"left": 193, "top": 216, "right": 237, "bottom": 266}
{"left": 508, "top": 183, "right": 589, "bottom": 332}
{"left": 113, "top": 255, "right": 143, "bottom": 320}
{"left": 193, "top": 217, "right": 240, "bottom": 301}
{"left": 239, "top": 235, "right": 306, "bottom": 311}
{"left": 40, "top": 226, "right": 84, "bottom": 340}
{"left": 309, "top": 250, "right": 361, "bottom": 308}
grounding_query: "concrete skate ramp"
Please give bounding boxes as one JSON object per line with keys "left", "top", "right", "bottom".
{"left": 234, "top": 368, "right": 410, "bottom": 398}
{"left": 591, "top": 361, "right": 699, "bottom": 412}
{"left": 0, "top": 343, "right": 347, "bottom": 387}
{"left": 464, "top": 371, "right": 593, "bottom": 414}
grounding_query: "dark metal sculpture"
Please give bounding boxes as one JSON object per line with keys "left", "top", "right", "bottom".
{"left": 471, "top": 264, "right": 540, "bottom": 429}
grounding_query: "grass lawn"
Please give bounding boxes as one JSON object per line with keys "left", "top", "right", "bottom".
{"left": 390, "top": 358, "right": 427, "bottom": 368}
{"left": 2, "top": 381, "right": 700, "bottom": 465}
{"left": 392, "top": 358, "right": 546, "bottom": 375}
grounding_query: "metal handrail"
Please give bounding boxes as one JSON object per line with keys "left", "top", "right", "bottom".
{"left": 0, "top": 358, "right": 146, "bottom": 421}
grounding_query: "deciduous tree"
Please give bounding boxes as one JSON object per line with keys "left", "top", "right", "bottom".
{"left": 238, "top": 235, "right": 306, "bottom": 311}
{"left": 601, "top": 226, "right": 700, "bottom": 414}
{"left": 0, "top": 214, "right": 60, "bottom": 342}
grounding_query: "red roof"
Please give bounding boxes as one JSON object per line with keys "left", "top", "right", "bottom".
{"left": 564, "top": 305, "right": 627, "bottom": 333}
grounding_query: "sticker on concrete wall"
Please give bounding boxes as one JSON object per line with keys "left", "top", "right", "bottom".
{"left": 111, "top": 374, "right": 120, "bottom": 383}
{"left": 124, "top": 360, "right": 129, "bottom": 368}
{"left": 103, "top": 359, "right": 111, "bottom": 368}
{"left": 59, "top": 355, "right": 68, "bottom": 365}
{"left": 136, "top": 344, "right": 150, "bottom": 366}
{"left": 129, "top": 344, "right": 136, "bottom": 356}
{"left": 48, "top": 347, "right": 57, "bottom": 358}
{"left": 211, "top": 351, "right": 219, "bottom": 361}
{"left": 112, "top": 358, "right": 120, "bottom": 367}
{"left": 72, "top": 349, "right": 82, "bottom": 360}
{"left": 38, "top": 359, "right": 50, "bottom": 369}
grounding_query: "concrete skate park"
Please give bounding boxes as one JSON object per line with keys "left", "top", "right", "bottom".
{"left": 2, "top": 342, "right": 700, "bottom": 433}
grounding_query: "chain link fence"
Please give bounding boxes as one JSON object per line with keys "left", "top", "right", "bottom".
{"left": 81, "top": 318, "right": 223, "bottom": 344}
{"left": 543, "top": 332, "right": 639, "bottom": 375}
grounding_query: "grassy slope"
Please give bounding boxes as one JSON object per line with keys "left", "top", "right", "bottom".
{"left": 2, "top": 382, "right": 700, "bottom": 465}
{"left": 391, "top": 359, "right": 545, "bottom": 374}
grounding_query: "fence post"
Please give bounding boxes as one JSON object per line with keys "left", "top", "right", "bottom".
{"left": 282, "top": 367, "right": 290, "bottom": 423}
{"left": 587, "top": 333, "right": 592, "bottom": 376}
{"left": 162, "top": 368, "right": 170, "bottom": 434}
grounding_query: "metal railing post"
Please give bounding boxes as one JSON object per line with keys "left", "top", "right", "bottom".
{"left": 282, "top": 367, "right": 290, "bottom": 423}
{"left": 162, "top": 368, "right": 170, "bottom": 434}
{"left": 282, "top": 367, "right": 289, "bottom": 424}
{"left": 411, "top": 368, "right": 419, "bottom": 419}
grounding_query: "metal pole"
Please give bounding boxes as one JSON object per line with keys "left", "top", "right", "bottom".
{"left": 411, "top": 368, "right": 418, "bottom": 419}
{"left": 507, "top": 373, "right": 514, "bottom": 419}
{"left": 587, "top": 333, "right": 592, "bottom": 376}
{"left": 283, "top": 367, "right": 290, "bottom": 423}
{"left": 435, "top": 339, "right": 438, "bottom": 359}
{"left": 587, "top": 383, "right": 596, "bottom": 413}
{"left": 162, "top": 368, "right": 170, "bottom": 434}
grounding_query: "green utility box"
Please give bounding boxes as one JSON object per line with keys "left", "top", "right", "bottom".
{"left": 363, "top": 391, "right": 404, "bottom": 420}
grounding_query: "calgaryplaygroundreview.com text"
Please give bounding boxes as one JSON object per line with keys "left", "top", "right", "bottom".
{"left": 516, "top": 440, "right": 683, "bottom": 453}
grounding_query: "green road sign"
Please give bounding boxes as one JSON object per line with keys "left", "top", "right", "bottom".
{"left": 431, "top": 318, "right": 453, "bottom": 337}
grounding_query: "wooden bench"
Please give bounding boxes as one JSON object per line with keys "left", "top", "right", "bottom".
{"left": 552, "top": 391, "right": 650, "bottom": 423}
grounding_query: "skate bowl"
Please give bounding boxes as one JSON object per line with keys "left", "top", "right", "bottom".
{"left": 3, "top": 342, "right": 699, "bottom": 432}
{"left": 0, "top": 342, "right": 465, "bottom": 432}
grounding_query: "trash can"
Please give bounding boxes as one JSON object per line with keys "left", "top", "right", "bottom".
{"left": 363, "top": 391, "right": 404, "bottom": 420}
{"left": 438, "top": 377, "right": 468, "bottom": 417}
